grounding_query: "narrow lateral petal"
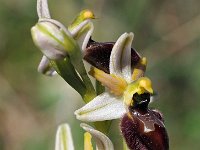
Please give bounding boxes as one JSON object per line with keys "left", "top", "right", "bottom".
{"left": 75, "top": 92, "right": 126, "bottom": 122}
{"left": 109, "top": 33, "right": 134, "bottom": 83}
{"left": 89, "top": 67, "right": 127, "bottom": 96}
{"left": 55, "top": 124, "right": 74, "bottom": 150}
{"left": 70, "top": 20, "right": 94, "bottom": 52}
{"left": 38, "top": 55, "right": 57, "bottom": 76}
{"left": 81, "top": 123, "right": 114, "bottom": 150}
{"left": 37, "top": 0, "right": 51, "bottom": 19}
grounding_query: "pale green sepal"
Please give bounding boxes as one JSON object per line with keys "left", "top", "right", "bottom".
{"left": 55, "top": 124, "right": 74, "bottom": 150}
{"left": 31, "top": 21, "right": 68, "bottom": 60}
{"left": 109, "top": 32, "right": 134, "bottom": 83}
{"left": 39, "top": 18, "right": 80, "bottom": 60}
{"left": 75, "top": 92, "right": 126, "bottom": 122}
{"left": 80, "top": 123, "right": 114, "bottom": 150}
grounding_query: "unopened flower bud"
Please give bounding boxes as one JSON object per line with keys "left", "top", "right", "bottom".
{"left": 120, "top": 93, "right": 169, "bottom": 150}
{"left": 31, "top": 20, "right": 75, "bottom": 60}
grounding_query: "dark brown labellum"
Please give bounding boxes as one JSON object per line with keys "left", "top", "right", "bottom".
{"left": 84, "top": 38, "right": 141, "bottom": 73}
{"left": 120, "top": 94, "right": 169, "bottom": 150}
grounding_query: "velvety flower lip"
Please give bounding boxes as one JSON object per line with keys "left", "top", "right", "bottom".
{"left": 75, "top": 32, "right": 153, "bottom": 122}
{"left": 55, "top": 123, "right": 114, "bottom": 150}
{"left": 120, "top": 97, "right": 169, "bottom": 150}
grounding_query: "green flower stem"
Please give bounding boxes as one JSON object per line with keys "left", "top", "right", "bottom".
{"left": 75, "top": 62, "right": 96, "bottom": 103}
{"left": 62, "top": 31, "right": 96, "bottom": 102}
{"left": 50, "top": 58, "right": 86, "bottom": 97}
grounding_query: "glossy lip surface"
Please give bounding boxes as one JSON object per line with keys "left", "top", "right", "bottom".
{"left": 84, "top": 39, "right": 141, "bottom": 73}
{"left": 121, "top": 107, "right": 169, "bottom": 150}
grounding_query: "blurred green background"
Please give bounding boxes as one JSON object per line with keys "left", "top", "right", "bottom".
{"left": 0, "top": 0, "right": 200, "bottom": 149}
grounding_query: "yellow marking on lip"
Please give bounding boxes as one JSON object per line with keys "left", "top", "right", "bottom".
{"left": 123, "top": 77, "right": 153, "bottom": 107}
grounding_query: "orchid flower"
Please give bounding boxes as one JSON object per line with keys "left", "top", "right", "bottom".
{"left": 75, "top": 33, "right": 169, "bottom": 150}
{"left": 55, "top": 123, "right": 114, "bottom": 150}
{"left": 75, "top": 32, "right": 153, "bottom": 122}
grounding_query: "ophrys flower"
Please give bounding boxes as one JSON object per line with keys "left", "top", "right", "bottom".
{"left": 75, "top": 32, "right": 153, "bottom": 121}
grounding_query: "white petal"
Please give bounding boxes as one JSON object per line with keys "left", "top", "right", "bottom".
{"left": 109, "top": 33, "right": 134, "bottom": 83}
{"left": 55, "top": 124, "right": 74, "bottom": 150}
{"left": 37, "top": 0, "right": 51, "bottom": 19}
{"left": 70, "top": 20, "right": 94, "bottom": 53}
{"left": 38, "top": 55, "right": 57, "bottom": 76}
{"left": 80, "top": 123, "right": 114, "bottom": 150}
{"left": 74, "top": 92, "right": 126, "bottom": 122}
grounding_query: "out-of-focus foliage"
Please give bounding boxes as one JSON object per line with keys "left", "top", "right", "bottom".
{"left": 0, "top": 0, "right": 200, "bottom": 150}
